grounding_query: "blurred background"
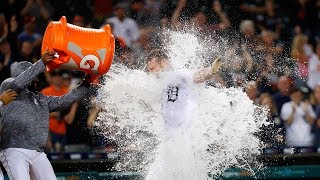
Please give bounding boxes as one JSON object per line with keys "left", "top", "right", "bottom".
{"left": 1, "top": 0, "right": 320, "bottom": 179}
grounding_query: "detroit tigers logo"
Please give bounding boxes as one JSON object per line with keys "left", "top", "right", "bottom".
{"left": 167, "top": 86, "right": 179, "bottom": 102}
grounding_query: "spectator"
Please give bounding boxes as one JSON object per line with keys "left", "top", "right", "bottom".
{"left": 170, "top": 0, "right": 187, "bottom": 27}
{"left": 292, "top": 0, "right": 316, "bottom": 37}
{"left": 254, "top": 54, "right": 276, "bottom": 93}
{"left": 291, "top": 34, "right": 313, "bottom": 80}
{"left": 171, "top": 0, "right": 230, "bottom": 33}
{"left": 281, "top": 87, "right": 315, "bottom": 147}
{"left": 42, "top": 70, "right": 69, "bottom": 152}
{"left": 93, "top": 0, "right": 113, "bottom": 20}
{"left": 145, "top": 0, "right": 162, "bottom": 26}
{"left": 239, "top": 20, "right": 259, "bottom": 52}
{"left": 0, "top": 14, "right": 8, "bottom": 41}
{"left": 6, "top": 15, "right": 20, "bottom": 53}
{"left": 130, "top": 0, "right": 157, "bottom": 28}
{"left": 0, "top": 0, "right": 24, "bottom": 21}
{"left": 273, "top": 76, "right": 291, "bottom": 114}
{"left": 311, "top": 85, "right": 320, "bottom": 146}
{"left": 245, "top": 81, "right": 259, "bottom": 104}
{"left": 256, "top": 0, "right": 282, "bottom": 38}
{"left": 314, "top": 0, "right": 320, "bottom": 39}
{"left": 20, "top": 0, "right": 54, "bottom": 33}
{"left": 0, "top": 39, "right": 17, "bottom": 83}
{"left": 239, "top": 0, "right": 266, "bottom": 20}
{"left": 62, "top": 71, "right": 72, "bottom": 89}
{"left": 103, "top": 3, "right": 140, "bottom": 47}
{"left": 18, "top": 16, "right": 42, "bottom": 47}
{"left": 0, "top": 39, "right": 17, "bottom": 66}
{"left": 19, "top": 40, "right": 37, "bottom": 63}
{"left": 258, "top": 93, "right": 284, "bottom": 147}
{"left": 225, "top": 45, "right": 253, "bottom": 85}
{"left": 206, "top": 0, "right": 231, "bottom": 32}
{"left": 255, "top": 30, "right": 283, "bottom": 57}
{"left": 72, "top": 15, "right": 85, "bottom": 27}
{"left": 159, "top": 0, "right": 178, "bottom": 27}
{"left": 160, "top": 0, "right": 201, "bottom": 24}
{"left": 66, "top": 96, "right": 93, "bottom": 146}
{"left": 190, "top": 11, "right": 208, "bottom": 30}
{"left": 128, "top": 28, "right": 158, "bottom": 67}
{"left": 308, "top": 42, "right": 320, "bottom": 89}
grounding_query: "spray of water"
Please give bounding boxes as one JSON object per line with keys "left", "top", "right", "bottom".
{"left": 94, "top": 29, "right": 268, "bottom": 179}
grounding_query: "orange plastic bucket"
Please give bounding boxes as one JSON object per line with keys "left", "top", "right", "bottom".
{"left": 41, "top": 16, "right": 115, "bottom": 81}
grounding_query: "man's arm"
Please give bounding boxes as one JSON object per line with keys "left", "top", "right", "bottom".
{"left": 0, "top": 51, "right": 55, "bottom": 93}
{"left": 64, "top": 103, "right": 78, "bottom": 125}
{"left": 87, "top": 105, "right": 101, "bottom": 128}
{"left": 45, "top": 84, "right": 89, "bottom": 112}
{"left": 192, "top": 57, "right": 222, "bottom": 84}
{"left": 171, "top": 0, "right": 186, "bottom": 26}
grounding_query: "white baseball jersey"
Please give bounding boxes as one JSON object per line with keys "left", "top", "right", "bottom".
{"left": 161, "top": 71, "right": 195, "bottom": 128}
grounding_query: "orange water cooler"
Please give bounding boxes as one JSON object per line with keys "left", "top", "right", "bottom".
{"left": 41, "top": 16, "right": 115, "bottom": 81}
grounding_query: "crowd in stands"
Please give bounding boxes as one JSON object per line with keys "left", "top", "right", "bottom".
{"left": 1, "top": 0, "right": 320, "bottom": 152}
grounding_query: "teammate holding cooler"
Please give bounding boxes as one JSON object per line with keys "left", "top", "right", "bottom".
{"left": 0, "top": 51, "right": 92, "bottom": 180}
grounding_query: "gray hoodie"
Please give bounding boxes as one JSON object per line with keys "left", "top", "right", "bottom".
{"left": 0, "top": 60, "right": 89, "bottom": 151}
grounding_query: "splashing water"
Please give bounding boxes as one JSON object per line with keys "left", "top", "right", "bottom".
{"left": 94, "top": 29, "right": 268, "bottom": 179}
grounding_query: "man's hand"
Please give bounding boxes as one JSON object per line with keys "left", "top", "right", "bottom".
{"left": 211, "top": 57, "right": 222, "bottom": 74}
{"left": 177, "top": 0, "right": 187, "bottom": 9}
{"left": 213, "top": 1, "right": 223, "bottom": 13}
{"left": 41, "top": 50, "right": 56, "bottom": 64}
{"left": 0, "top": 89, "right": 18, "bottom": 105}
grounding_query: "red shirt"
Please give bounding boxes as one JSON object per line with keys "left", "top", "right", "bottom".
{"left": 42, "top": 85, "right": 69, "bottom": 135}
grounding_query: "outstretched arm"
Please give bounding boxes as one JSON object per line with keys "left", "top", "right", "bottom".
{"left": 45, "top": 84, "right": 89, "bottom": 112}
{"left": 192, "top": 57, "right": 222, "bottom": 84}
{"left": 0, "top": 51, "right": 55, "bottom": 93}
{"left": 171, "top": 0, "right": 186, "bottom": 26}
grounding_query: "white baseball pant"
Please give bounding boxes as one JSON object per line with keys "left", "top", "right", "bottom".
{"left": 0, "top": 168, "right": 3, "bottom": 180}
{"left": 0, "top": 148, "right": 56, "bottom": 180}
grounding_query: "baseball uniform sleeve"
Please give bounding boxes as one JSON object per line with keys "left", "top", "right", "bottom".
{"left": 44, "top": 84, "right": 89, "bottom": 112}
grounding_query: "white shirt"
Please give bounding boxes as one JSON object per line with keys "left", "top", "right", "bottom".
{"left": 308, "top": 54, "right": 320, "bottom": 89}
{"left": 281, "top": 102, "right": 316, "bottom": 147}
{"left": 161, "top": 71, "right": 195, "bottom": 128}
{"left": 105, "top": 17, "right": 140, "bottom": 46}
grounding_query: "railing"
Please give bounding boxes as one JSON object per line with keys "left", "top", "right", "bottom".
{"left": 4, "top": 149, "right": 320, "bottom": 179}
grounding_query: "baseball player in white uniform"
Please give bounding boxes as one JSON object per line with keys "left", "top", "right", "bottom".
{"left": 145, "top": 49, "right": 222, "bottom": 179}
